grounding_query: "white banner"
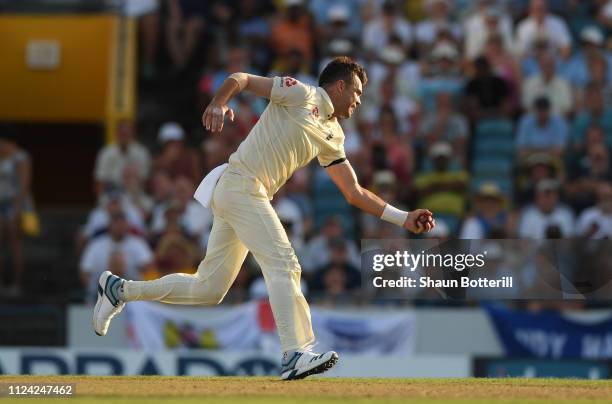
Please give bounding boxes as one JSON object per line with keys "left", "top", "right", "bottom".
{"left": 125, "top": 301, "right": 416, "bottom": 355}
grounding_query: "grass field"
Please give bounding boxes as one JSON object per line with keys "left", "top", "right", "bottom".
{"left": 1, "top": 376, "right": 611, "bottom": 403}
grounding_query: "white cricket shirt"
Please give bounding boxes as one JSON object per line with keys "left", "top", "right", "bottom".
{"left": 228, "top": 77, "right": 346, "bottom": 199}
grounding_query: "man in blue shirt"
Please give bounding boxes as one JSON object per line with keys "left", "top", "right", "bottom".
{"left": 516, "top": 96, "right": 568, "bottom": 159}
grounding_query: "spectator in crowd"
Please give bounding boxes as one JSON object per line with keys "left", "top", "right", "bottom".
{"left": 94, "top": 120, "right": 151, "bottom": 197}
{"left": 270, "top": 48, "right": 317, "bottom": 86}
{"left": 575, "top": 182, "right": 612, "bottom": 239}
{"left": 413, "top": 142, "right": 469, "bottom": 224}
{"left": 464, "top": 56, "right": 512, "bottom": 122}
{"left": 368, "top": 41, "right": 420, "bottom": 101}
{"left": 565, "top": 140, "right": 612, "bottom": 213}
{"left": 316, "top": 4, "right": 359, "bottom": 59}
{"left": 153, "top": 122, "right": 201, "bottom": 185}
{"left": 460, "top": 182, "right": 509, "bottom": 239}
{"left": 415, "top": 0, "right": 462, "bottom": 51}
{"left": 377, "top": 106, "right": 414, "bottom": 186}
{"left": 516, "top": 179, "right": 575, "bottom": 239}
{"left": 562, "top": 26, "right": 612, "bottom": 91}
{"left": 515, "top": 0, "right": 572, "bottom": 59}
{"left": 166, "top": 0, "right": 207, "bottom": 70}
{"left": 522, "top": 53, "right": 573, "bottom": 117}
{"left": 516, "top": 96, "right": 568, "bottom": 159}
{"left": 587, "top": 53, "right": 612, "bottom": 106}
{"left": 270, "top": 0, "right": 315, "bottom": 68}
{"left": 570, "top": 84, "right": 612, "bottom": 150}
{"left": 309, "top": 0, "right": 363, "bottom": 39}
{"left": 81, "top": 189, "right": 146, "bottom": 245}
{"left": 482, "top": 33, "right": 522, "bottom": 110}
{"left": 309, "top": 237, "right": 361, "bottom": 305}
{"left": 464, "top": 2, "right": 513, "bottom": 60}
{"left": 366, "top": 44, "right": 419, "bottom": 132}
{"left": 419, "top": 91, "right": 468, "bottom": 169}
{"left": 520, "top": 36, "right": 557, "bottom": 79}
{"left": 124, "top": 0, "right": 160, "bottom": 79}
{"left": 516, "top": 152, "right": 559, "bottom": 206}
{"left": 121, "top": 162, "right": 154, "bottom": 221}
{"left": 0, "top": 129, "right": 31, "bottom": 296}
{"left": 362, "top": 0, "right": 412, "bottom": 59}
{"left": 302, "top": 216, "right": 360, "bottom": 274}
{"left": 143, "top": 233, "right": 198, "bottom": 280}
{"left": 235, "top": 0, "right": 275, "bottom": 74}
{"left": 151, "top": 176, "right": 212, "bottom": 247}
{"left": 80, "top": 210, "right": 153, "bottom": 302}
{"left": 419, "top": 41, "right": 464, "bottom": 113}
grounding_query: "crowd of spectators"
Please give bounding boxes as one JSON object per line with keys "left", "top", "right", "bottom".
{"left": 77, "top": 0, "right": 612, "bottom": 305}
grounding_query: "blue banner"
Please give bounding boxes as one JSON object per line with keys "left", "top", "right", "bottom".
{"left": 485, "top": 306, "right": 612, "bottom": 359}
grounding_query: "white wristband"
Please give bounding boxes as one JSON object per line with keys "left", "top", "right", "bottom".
{"left": 381, "top": 204, "right": 408, "bottom": 227}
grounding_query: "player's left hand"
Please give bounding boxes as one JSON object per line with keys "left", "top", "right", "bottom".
{"left": 404, "top": 209, "right": 435, "bottom": 234}
{"left": 202, "top": 102, "right": 234, "bottom": 133}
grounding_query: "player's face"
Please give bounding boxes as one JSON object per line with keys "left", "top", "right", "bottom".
{"left": 340, "top": 76, "right": 363, "bottom": 119}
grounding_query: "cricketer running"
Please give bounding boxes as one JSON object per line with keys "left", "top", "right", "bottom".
{"left": 93, "top": 57, "right": 435, "bottom": 380}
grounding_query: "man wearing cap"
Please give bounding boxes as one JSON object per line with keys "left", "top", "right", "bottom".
{"left": 93, "top": 57, "right": 435, "bottom": 380}
{"left": 561, "top": 26, "right": 612, "bottom": 89}
{"left": 460, "top": 182, "right": 508, "bottom": 239}
{"left": 517, "top": 179, "right": 575, "bottom": 239}
{"left": 516, "top": 96, "right": 568, "bottom": 158}
{"left": 153, "top": 122, "right": 201, "bottom": 185}
{"left": 413, "top": 141, "right": 469, "bottom": 228}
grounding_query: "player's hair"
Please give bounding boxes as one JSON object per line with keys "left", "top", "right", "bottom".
{"left": 318, "top": 56, "right": 368, "bottom": 88}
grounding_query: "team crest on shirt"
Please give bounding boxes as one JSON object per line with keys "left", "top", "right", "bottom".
{"left": 284, "top": 77, "right": 297, "bottom": 87}
{"left": 326, "top": 132, "right": 334, "bottom": 140}
{"left": 311, "top": 106, "right": 320, "bottom": 118}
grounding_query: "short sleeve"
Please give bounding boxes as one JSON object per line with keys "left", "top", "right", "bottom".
{"left": 317, "top": 144, "right": 346, "bottom": 167}
{"left": 270, "top": 76, "right": 312, "bottom": 107}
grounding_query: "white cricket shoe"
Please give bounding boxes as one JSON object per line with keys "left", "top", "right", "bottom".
{"left": 280, "top": 350, "right": 339, "bottom": 380}
{"left": 92, "top": 271, "right": 125, "bottom": 336}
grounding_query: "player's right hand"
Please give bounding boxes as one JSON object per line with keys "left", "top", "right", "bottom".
{"left": 202, "top": 102, "right": 234, "bottom": 133}
{"left": 404, "top": 209, "right": 435, "bottom": 234}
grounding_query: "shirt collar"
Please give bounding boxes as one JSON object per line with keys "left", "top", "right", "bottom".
{"left": 317, "top": 87, "right": 335, "bottom": 120}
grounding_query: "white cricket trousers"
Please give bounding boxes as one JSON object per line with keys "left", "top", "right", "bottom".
{"left": 123, "top": 170, "right": 315, "bottom": 351}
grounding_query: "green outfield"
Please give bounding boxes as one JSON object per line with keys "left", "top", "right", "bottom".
{"left": 0, "top": 376, "right": 611, "bottom": 403}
